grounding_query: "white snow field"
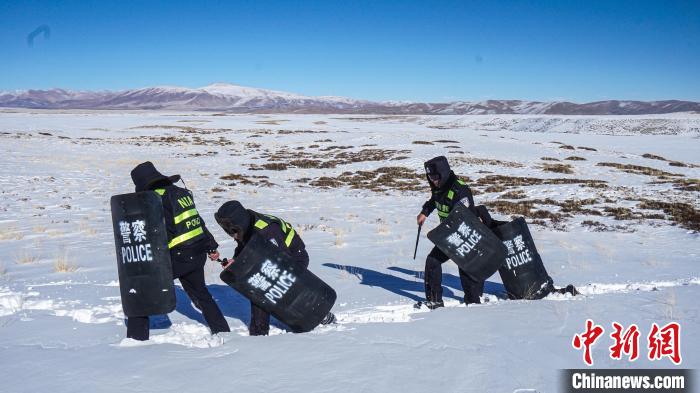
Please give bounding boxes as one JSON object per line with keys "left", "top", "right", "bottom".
{"left": 0, "top": 110, "right": 698, "bottom": 392}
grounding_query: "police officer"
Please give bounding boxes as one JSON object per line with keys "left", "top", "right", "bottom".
{"left": 214, "top": 200, "right": 335, "bottom": 336}
{"left": 127, "top": 161, "right": 230, "bottom": 340}
{"left": 416, "top": 156, "right": 485, "bottom": 309}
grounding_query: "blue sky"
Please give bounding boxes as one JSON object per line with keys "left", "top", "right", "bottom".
{"left": 1, "top": 0, "right": 699, "bottom": 102}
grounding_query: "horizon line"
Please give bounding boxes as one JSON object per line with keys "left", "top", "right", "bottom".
{"left": 1, "top": 82, "right": 698, "bottom": 105}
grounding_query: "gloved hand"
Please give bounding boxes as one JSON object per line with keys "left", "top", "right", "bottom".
{"left": 218, "top": 258, "right": 234, "bottom": 269}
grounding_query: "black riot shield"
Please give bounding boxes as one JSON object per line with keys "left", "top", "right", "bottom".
{"left": 219, "top": 235, "right": 336, "bottom": 333}
{"left": 110, "top": 191, "right": 176, "bottom": 317}
{"left": 491, "top": 217, "right": 554, "bottom": 300}
{"left": 426, "top": 203, "right": 507, "bottom": 281}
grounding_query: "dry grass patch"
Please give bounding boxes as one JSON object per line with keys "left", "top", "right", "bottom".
{"left": 484, "top": 200, "right": 568, "bottom": 223}
{"left": 377, "top": 223, "right": 390, "bottom": 235}
{"left": 486, "top": 200, "right": 535, "bottom": 216}
{"left": 485, "top": 197, "right": 610, "bottom": 227}
{"left": 260, "top": 148, "right": 411, "bottom": 171}
{"left": 46, "top": 229, "right": 64, "bottom": 237}
{"left": 483, "top": 185, "right": 506, "bottom": 193}
{"left": 260, "top": 163, "right": 289, "bottom": 171}
{"left": 453, "top": 156, "right": 524, "bottom": 168}
{"left": 638, "top": 153, "right": 697, "bottom": 168}
{"left": 130, "top": 124, "right": 201, "bottom": 132}
{"left": 642, "top": 153, "right": 667, "bottom": 161}
{"left": 0, "top": 227, "right": 23, "bottom": 241}
{"left": 646, "top": 178, "right": 700, "bottom": 192}
{"left": 289, "top": 159, "right": 337, "bottom": 169}
{"left": 541, "top": 163, "right": 574, "bottom": 174}
{"left": 16, "top": 251, "right": 38, "bottom": 265}
{"left": 498, "top": 190, "right": 527, "bottom": 200}
{"left": 54, "top": 252, "right": 78, "bottom": 273}
{"left": 332, "top": 228, "right": 346, "bottom": 247}
{"left": 334, "top": 148, "right": 413, "bottom": 163}
{"left": 556, "top": 199, "right": 601, "bottom": 215}
{"left": 219, "top": 173, "right": 273, "bottom": 187}
{"left": 221, "top": 173, "right": 258, "bottom": 184}
{"left": 476, "top": 175, "right": 607, "bottom": 190}
{"left": 671, "top": 178, "right": 700, "bottom": 192}
{"left": 79, "top": 223, "right": 97, "bottom": 236}
{"left": 637, "top": 200, "right": 700, "bottom": 231}
{"left": 309, "top": 166, "right": 423, "bottom": 192}
{"left": 603, "top": 207, "right": 644, "bottom": 221}
{"left": 319, "top": 145, "right": 353, "bottom": 151}
{"left": 255, "top": 120, "right": 290, "bottom": 126}
{"left": 581, "top": 220, "right": 625, "bottom": 232}
{"left": 277, "top": 129, "right": 329, "bottom": 135}
{"left": 596, "top": 162, "right": 683, "bottom": 178}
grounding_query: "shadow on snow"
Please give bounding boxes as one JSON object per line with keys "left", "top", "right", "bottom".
{"left": 322, "top": 263, "right": 506, "bottom": 302}
{"left": 174, "top": 284, "right": 287, "bottom": 332}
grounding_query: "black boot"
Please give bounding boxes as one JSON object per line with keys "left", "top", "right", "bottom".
{"left": 414, "top": 300, "right": 444, "bottom": 310}
{"left": 320, "top": 312, "right": 336, "bottom": 325}
{"left": 564, "top": 284, "right": 579, "bottom": 296}
{"left": 126, "top": 316, "right": 150, "bottom": 341}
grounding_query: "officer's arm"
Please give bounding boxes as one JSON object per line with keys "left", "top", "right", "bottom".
{"left": 270, "top": 226, "right": 289, "bottom": 251}
{"left": 233, "top": 242, "right": 244, "bottom": 258}
{"left": 201, "top": 222, "right": 219, "bottom": 253}
{"left": 262, "top": 224, "right": 297, "bottom": 256}
{"left": 161, "top": 198, "right": 177, "bottom": 239}
{"left": 421, "top": 195, "right": 436, "bottom": 216}
{"left": 455, "top": 183, "right": 475, "bottom": 209}
{"left": 288, "top": 233, "right": 306, "bottom": 255}
{"left": 277, "top": 228, "right": 308, "bottom": 268}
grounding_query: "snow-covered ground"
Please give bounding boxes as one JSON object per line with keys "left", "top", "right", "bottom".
{"left": 0, "top": 110, "right": 698, "bottom": 392}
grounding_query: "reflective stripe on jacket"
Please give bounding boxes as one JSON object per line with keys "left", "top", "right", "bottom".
{"left": 155, "top": 187, "right": 206, "bottom": 249}
{"left": 252, "top": 213, "right": 297, "bottom": 248}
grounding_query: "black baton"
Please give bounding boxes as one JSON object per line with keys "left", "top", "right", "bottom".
{"left": 413, "top": 223, "right": 422, "bottom": 260}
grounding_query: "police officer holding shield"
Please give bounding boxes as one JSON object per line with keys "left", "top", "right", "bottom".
{"left": 214, "top": 200, "right": 335, "bottom": 336}
{"left": 416, "top": 156, "right": 485, "bottom": 309}
{"left": 127, "top": 162, "right": 230, "bottom": 340}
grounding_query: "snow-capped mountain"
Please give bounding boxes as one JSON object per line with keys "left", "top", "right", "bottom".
{"left": 0, "top": 83, "right": 698, "bottom": 114}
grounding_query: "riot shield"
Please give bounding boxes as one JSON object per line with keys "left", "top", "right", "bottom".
{"left": 110, "top": 191, "right": 176, "bottom": 317}
{"left": 220, "top": 235, "right": 336, "bottom": 333}
{"left": 427, "top": 203, "right": 507, "bottom": 281}
{"left": 491, "top": 217, "right": 554, "bottom": 299}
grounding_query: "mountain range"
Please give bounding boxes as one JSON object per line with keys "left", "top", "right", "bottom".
{"left": 1, "top": 83, "right": 698, "bottom": 115}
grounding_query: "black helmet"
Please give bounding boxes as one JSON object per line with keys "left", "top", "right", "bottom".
{"left": 424, "top": 156, "right": 451, "bottom": 187}
{"left": 215, "top": 201, "right": 251, "bottom": 237}
{"left": 130, "top": 161, "right": 181, "bottom": 192}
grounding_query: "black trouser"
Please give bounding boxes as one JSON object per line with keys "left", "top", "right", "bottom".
{"left": 249, "top": 248, "right": 309, "bottom": 336}
{"left": 424, "top": 246, "right": 484, "bottom": 304}
{"left": 127, "top": 252, "right": 230, "bottom": 341}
